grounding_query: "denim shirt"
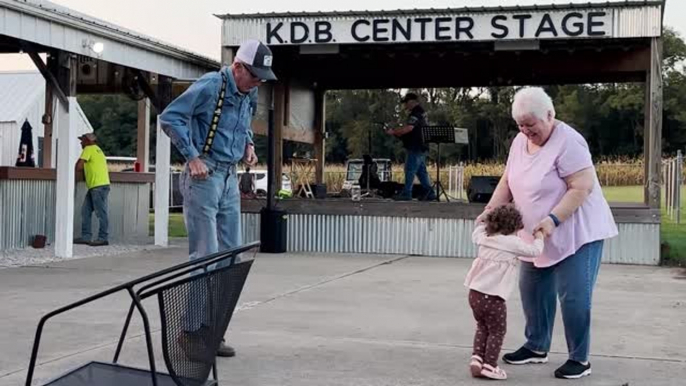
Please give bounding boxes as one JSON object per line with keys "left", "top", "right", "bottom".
{"left": 159, "top": 67, "right": 257, "bottom": 164}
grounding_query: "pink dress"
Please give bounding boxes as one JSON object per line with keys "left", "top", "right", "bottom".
{"left": 464, "top": 225, "right": 544, "bottom": 300}
{"left": 505, "top": 121, "right": 618, "bottom": 268}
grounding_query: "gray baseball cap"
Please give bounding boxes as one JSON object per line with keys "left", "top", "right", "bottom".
{"left": 235, "top": 39, "right": 277, "bottom": 82}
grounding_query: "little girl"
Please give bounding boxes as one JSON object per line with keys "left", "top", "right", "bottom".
{"left": 464, "top": 204, "right": 544, "bottom": 380}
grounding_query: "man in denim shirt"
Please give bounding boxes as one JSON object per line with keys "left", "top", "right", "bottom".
{"left": 160, "top": 39, "right": 276, "bottom": 358}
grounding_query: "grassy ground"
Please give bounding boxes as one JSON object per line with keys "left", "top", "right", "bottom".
{"left": 150, "top": 185, "right": 686, "bottom": 266}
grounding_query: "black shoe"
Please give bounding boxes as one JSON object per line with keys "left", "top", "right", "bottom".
{"left": 392, "top": 194, "right": 412, "bottom": 201}
{"left": 73, "top": 238, "right": 90, "bottom": 245}
{"left": 502, "top": 347, "right": 548, "bottom": 365}
{"left": 217, "top": 340, "right": 236, "bottom": 357}
{"left": 555, "top": 360, "right": 591, "bottom": 379}
{"left": 89, "top": 240, "right": 109, "bottom": 247}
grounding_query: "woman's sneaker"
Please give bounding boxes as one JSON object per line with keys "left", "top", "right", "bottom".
{"left": 481, "top": 363, "right": 507, "bottom": 380}
{"left": 502, "top": 347, "right": 548, "bottom": 365}
{"left": 469, "top": 355, "right": 484, "bottom": 378}
{"left": 554, "top": 360, "right": 592, "bottom": 379}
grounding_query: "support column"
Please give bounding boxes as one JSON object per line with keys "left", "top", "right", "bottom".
{"left": 646, "top": 37, "right": 663, "bottom": 209}
{"left": 42, "top": 82, "right": 54, "bottom": 168}
{"left": 274, "top": 82, "right": 286, "bottom": 191}
{"left": 54, "top": 53, "right": 77, "bottom": 258}
{"left": 137, "top": 98, "right": 151, "bottom": 172}
{"left": 221, "top": 47, "right": 234, "bottom": 68}
{"left": 154, "top": 76, "right": 173, "bottom": 247}
{"left": 314, "top": 89, "right": 326, "bottom": 185}
{"left": 154, "top": 119, "right": 170, "bottom": 247}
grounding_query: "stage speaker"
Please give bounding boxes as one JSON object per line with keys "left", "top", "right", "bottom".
{"left": 467, "top": 176, "right": 500, "bottom": 203}
{"left": 312, "top": 184, "right": 327, "bottom": 199}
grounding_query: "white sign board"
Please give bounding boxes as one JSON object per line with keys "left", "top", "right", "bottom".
{"left": 454, "top": 128, "right": 469, "bottom": 145}
{"left": 263, "top": 10, "right": 612, "bottom": 45}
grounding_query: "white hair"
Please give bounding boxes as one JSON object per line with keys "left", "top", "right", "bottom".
{"left": 511, "top": 87, "right": 556, "bottom": 122}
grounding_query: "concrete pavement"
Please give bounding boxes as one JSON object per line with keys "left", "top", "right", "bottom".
{"left": 1, "top": 243, "right": 684, "bottom": 385}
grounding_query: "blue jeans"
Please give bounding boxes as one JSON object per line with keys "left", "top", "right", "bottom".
{"left": 81, "top": 185, "right": 110, "bottom": 241}
{"left": 402, "top": 150, "right": 435, "bottom": 199}
{"left": 519, "top": 241, "right": 604, "bottom": 362}
{"left": 181, "top": 157, "right": 242, "bottom": 331}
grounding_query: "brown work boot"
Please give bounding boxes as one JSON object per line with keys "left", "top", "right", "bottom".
{"left": 217, "top": 339, "right": 236, "bottom": 357}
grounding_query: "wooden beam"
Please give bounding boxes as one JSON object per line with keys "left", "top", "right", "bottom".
{"left": 27, "top": 51, "right": 69, "bottom": 108}
{"left": 137, "top": 98, "right": 151, "bottom": 172}
{"left": 313, "top": 89, "right": 326, "bottom": 184}
{"left": 134, "top": 70, "right": 161, "bottom": 113}
{"left": 42, "top": 82, "right": 54, "bottom": 168}
{"left": 646, "top": 37, "right": 663, "bottom": 209}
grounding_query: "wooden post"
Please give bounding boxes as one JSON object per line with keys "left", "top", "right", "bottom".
{"left": 42, "top": 82, "right": 54, "bottom": 168}
{"left": 273, "top": 82, "right": 286, "bottom": 191}
{"left": 314, "top": 89, "right": 326, "bottom": 185}
{"left": 646, "top": 37, "right": 663, "bottom": 209}
{"left": 644, "top": 80, "right": 651, "bottom": 205}
{"left": 137, "top": 98, "right": 151, "bottom": 172}
{"left": 221, "top": 47, "right": 234, "bottom": 68}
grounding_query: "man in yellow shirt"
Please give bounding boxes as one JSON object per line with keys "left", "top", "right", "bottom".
{"left": 74, "top": 133, "right": 110, "bottom": 246}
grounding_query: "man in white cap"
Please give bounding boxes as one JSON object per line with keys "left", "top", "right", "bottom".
{"left": 159, "top": 39, "right": 276, "bottom": 359}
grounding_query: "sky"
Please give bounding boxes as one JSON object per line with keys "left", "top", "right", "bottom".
{"left": 2, "top": 0, "right": 685, "bottom": 70}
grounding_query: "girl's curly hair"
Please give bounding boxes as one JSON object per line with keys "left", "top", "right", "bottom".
{"left": 485, "top": 204, "right": 524, "bottom": 236}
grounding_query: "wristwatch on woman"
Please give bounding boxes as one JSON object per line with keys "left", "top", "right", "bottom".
{"left": 548, "top": 213, "right": 561, "bottom": 227}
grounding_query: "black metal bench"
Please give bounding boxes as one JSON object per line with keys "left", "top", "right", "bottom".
{"left": 25, "top": 241, "right": 260, "bottom": 386}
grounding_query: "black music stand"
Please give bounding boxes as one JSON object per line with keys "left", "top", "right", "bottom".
{"left": 421, "top": 126, "right": 454, "bottom": 202}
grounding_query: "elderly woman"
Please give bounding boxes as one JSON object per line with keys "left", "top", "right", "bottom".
{"left": 477, "top": 87, "right": 618, "bottom": 380}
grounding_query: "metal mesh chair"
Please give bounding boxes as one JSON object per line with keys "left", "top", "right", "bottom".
{"left": 25, "top": 242, "right": 259, "bottom": 386}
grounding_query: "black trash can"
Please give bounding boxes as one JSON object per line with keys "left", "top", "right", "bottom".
{"left": 260, "top": 207, "right": 288, "bottom": 253}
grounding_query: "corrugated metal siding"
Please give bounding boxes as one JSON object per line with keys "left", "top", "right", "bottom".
{"left": 615, "top": 6, "right": 663, "bottom": 38}
{"left": 0, "top": 180, "right": 150, "bottom": 250}
{"left": 0, "top": 1, "right": 217, "bottom": 78}
{"left": 240, "top": 213, "right": 660, "bottom": 265}
{"left": 242, "top": 213, "right": 261, "bottom": 244}
{"left": 73, "top": 183, "right": 151, "bottom": 243}
{"left": 0, "top": 179, "right": 56, "bottom": 250}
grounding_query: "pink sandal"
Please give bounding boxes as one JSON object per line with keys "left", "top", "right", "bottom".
{"left": 470, "top": 355, "right": 484, "bottom": 378}
{"left": 481, "top": 363, "right": 508, "bottom": 380}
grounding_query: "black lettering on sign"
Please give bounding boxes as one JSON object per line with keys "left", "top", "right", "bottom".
{"left": 491, "top": 15, "right": 508, "bottom": 39}
{"left": 291, "top": 22, "right": 309, "bottom": 44}
{"left": 535, "top": 13, "right": 558, "bottom": 37}
{"left": 315, "top": 21, "right": 333, "bottom": 43}
{"left": 455, "top": 17, "right": 475, "bottom": 40}
{"left": 267, "top": 22, "right": 284, "bottom": 44}
{"left": 561, "top": 12, "right": 584, "bottom": 36}
{"left": 392, "top": 19, "right": 412, "bottom": 41}
{"left": 373, "top": 19, "right": 390, "bottom": 42}
{"left": 415, "top": 18, "right": 432, "bottom": 41}
{"left": 512, "top": 14, "right": 532, "bottom": 38}
{"left": 588, "top": 12, "right": 607, "bottom": 36}
{"left": 435, "top": 17, "right": 452, "bottom": 41}
{"left": 352, "top": 19, "right": 371, "bottom": 42}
